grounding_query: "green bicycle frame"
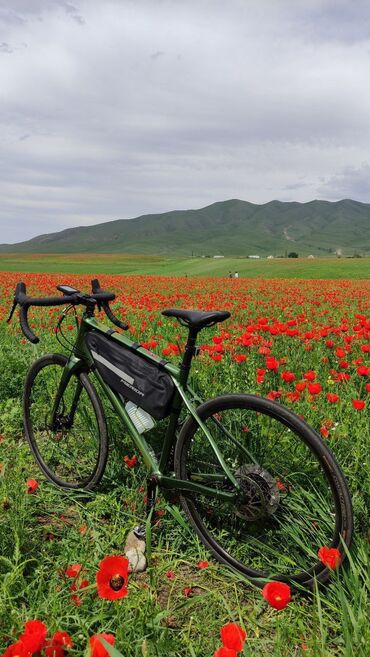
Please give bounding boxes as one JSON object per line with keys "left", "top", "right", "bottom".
{"left": 55, "top": 312, "right": 242, "bottom": 503}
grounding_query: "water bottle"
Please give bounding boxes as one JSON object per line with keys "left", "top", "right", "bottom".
{"left": 125, "top": 401, "right": 155, "bottom": 434}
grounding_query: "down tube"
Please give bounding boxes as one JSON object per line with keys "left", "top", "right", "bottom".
{"left": 93, "top": 370, "right": 161, "bottom": 475}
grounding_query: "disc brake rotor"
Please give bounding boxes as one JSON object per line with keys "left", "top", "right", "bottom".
{"left": 234, "top": 464, "right": 280, "bottom": 521}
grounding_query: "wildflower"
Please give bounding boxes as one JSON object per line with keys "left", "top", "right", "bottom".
{"left": 281, "top": 371, "right": 295, "bottom": 382}
{"left": 182, "top": 587, "right": 194, "bottom": 597}
{"left": 318, "top": 546, "right": 341, "bottom": 569}
{"left": 196, "top": 560, "right": 209, "bottom": 569}
{"left": 214, "top": 648, "right": 237, "bottom": 657}
{"left": 2, "top": 640, "right": 31, "bottom": 657}
{"left": 326, "top": 393, "right": 340, "bottom": 403}
{"left": 123, "top": 455, "right": 138, "bottom": 469}
{"left": 261, "top": 581, "right": 291, "bottom": 610}
{"left": 266, "top": 357, "right": 279, "bottom": 371}
{"left": 320, "top": 426, "right": 329, "bottom": 438}
{"left": 357, "top": 366, "right": 369, "bottom": 376}
{"left": 45, "top": 631, "right": 73, "bottom": 657}
{"left": 307, "top": 383, "right": 322, "bottom": 395}
{"left": 65, "top": 564, "right": 82, "bottom": 578}
{"left": 165, "top": 570, "right": 175, "bottom": 580}
{"left": 89, "top": 634, "right": 115, "bottom": 657}
{"left": 233, "top": 354, "right": 247, "bottom": 363}
{"left": 19, "top": 620, "right": 48, "bottom": 653}
{"left": 96, "top": 555, "right": 129, "bottom": 600}
{"left": 26, "top": 479, "right": 39, "bottom": 494}
{"left": 220, "top": 623, "right": 246, "bottom": 651}
{"left": 352, "top": 399, "right": 365, "bottom": 411}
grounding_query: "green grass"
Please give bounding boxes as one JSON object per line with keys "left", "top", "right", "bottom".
{"left": 0, "top": 273, "right": 369, "bottom": 656}
{"left": 0, "top": 253, "right": 369, "bottom": 279}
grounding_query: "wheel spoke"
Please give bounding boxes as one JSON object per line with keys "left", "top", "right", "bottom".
{"left": 24, "top": 357, "right": 107, "bottom": 489}
{"left": 177, "top": 396, "right": 350, "bottom": 583}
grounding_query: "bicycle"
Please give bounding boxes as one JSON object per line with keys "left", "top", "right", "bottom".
{"left": 7, "top": 279, "right": 353, "bottom": 587}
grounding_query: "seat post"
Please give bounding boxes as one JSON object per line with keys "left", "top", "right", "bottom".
{"left": 179, "top": 327, "right": 199, "bottom": 387}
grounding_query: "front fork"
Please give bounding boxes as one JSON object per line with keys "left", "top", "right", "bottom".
{"left": 50, "top": 355, "right": 84, "bottom": 429}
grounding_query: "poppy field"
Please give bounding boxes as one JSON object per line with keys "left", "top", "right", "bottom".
{"left": 0, "top": 271, "right": 369, "bottom": 657}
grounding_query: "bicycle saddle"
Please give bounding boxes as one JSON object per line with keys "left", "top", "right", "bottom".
{"left": 162, "top": 308, "right": 230, "bottom": 329}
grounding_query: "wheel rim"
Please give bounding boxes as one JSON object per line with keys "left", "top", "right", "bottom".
{"left": 179, "top": 401, "right": 342, "bottom": 582}
{"left": 26, "top": 362, "right": 103, "bottom": 487}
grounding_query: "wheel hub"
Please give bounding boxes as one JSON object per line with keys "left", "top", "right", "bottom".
{"left": 234, "top": 464, "right": 280, "bottom": 521}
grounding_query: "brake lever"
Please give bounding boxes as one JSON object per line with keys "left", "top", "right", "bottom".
{"left": 6, "top": 299, "right": 18, "bottom": 323}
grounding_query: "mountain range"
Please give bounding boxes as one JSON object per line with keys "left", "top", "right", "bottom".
{"left": 1, "top": 199, "right": 369, "bottom": 257}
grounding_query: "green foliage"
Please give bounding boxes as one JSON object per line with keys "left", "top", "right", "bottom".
{"left": 1, "top": 199, "right": 370, "bottom": 257}
{"left": 0, "top": 278, "right": 369, "bottom": 656}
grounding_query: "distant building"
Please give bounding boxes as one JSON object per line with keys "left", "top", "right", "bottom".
{"left": 267, "top": 255, "right": 274, "bottom": 259}
{"left": 213, "top": 255, "right": 225, "bottom": 258}
{"left": 249, "top": 255, "right": 260, "bottom": 259}
{"left": 307, "top": 254, "right": 315, "bottom": 259}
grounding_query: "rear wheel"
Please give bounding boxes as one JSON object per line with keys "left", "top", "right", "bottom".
{"left": 23, "top": 354, "right": 108, "bottom": 489}
{"left": 174, "top": 394, "right": 353, "bottom": 586}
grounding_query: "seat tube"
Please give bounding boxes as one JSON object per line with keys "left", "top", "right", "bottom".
{"left": 179, "top": 328, "right": 198, "bottom": 388}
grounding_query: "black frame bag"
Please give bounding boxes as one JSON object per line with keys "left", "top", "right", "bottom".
{"left": 86, "top": 331, "right": 175, "bottom": 420}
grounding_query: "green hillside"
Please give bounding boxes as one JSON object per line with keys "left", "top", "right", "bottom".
{"left": 1, "top": 199, "right": 370, "bottom": 256}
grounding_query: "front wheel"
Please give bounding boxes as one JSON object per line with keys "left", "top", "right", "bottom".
{"left": 174, "top": 394, "right": 353, "bottom": 586}
{"left": 23, "top": 354, "right": 108, "bottom": 490}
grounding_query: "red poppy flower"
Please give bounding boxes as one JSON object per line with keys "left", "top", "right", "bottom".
{"left": 357, "top": 366, "right": 369, "bottom": 376}
{"left": 165, "top": 570, "right": 175, "bottom": 580}
{"left": 262, "top": 581, "right": 291, "bottom": 610}
{"left": 318, "top": 546, "right": 341, "bottom": 569}
{"left": 307, "top": 383, "right": 322, "bottom": 395}
{"left": 352, "top": 399, "right": 365, "bottom": 411}
{"left": 89, "top": 633, "right": 115, "bottom": 657}
{"left": 182, "top": 587, "right": 194, "bottom": 597}
{"left": 320, "top": 426, "right": 329, "bottom": 438}
{"left": 123, "top": 455, "right": 137, "bottom": 468}
{"left": 2, "top": 640, "right": 31, "bottom": 657}
{"left": 96, "top": 555, "right": 129, "bottom": 600}
{"left": 366, "top": 383, "right": 370, "bottom": 393}
{"left": 18, "top": 620, "right": 48, "bottom": 653}
{"left": 220, "top": 623, "right": 246, "bottom": 651}
{"left": 233, "top": 354, "right": 247, "bottom": 363}
{"left": 266, "top": 357, "right": 279, "bottom": 371}
{"left": 303, "top": 370, "right": 316, "bottom": 381}
{"left": 26, "top": 479, "right": 39, "bottom": 494}
{"left": 326, "top": 393, "right": 340, "bottom": 403}
{"left": 196, "top": 560, "right": 209, "bottom": 569}
{"left": 281, "top": 371, "right": 295, "bottom": 382}
{"left": 65, "top": 564, "right": 82, "bottom": 578}
{"left": 214, "top": 648, "right": 237, "bottom": 657}
{"left": 45, "top": 631, "right": 73, "bottom": 657}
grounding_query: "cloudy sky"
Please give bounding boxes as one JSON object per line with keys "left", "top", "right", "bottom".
{"left": 1, "top": 0, "right": 370, "bottom": 243}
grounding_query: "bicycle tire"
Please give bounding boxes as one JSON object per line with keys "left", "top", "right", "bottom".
{"left": 23, "top": 353, "right": 108, "bottom": 490}
{"left": 174, "top": 393, "right": 353, "bottom": 586}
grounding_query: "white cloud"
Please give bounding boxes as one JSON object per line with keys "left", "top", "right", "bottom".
{"left": 1, "top": 0, "right": 370, "bottom": 242}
